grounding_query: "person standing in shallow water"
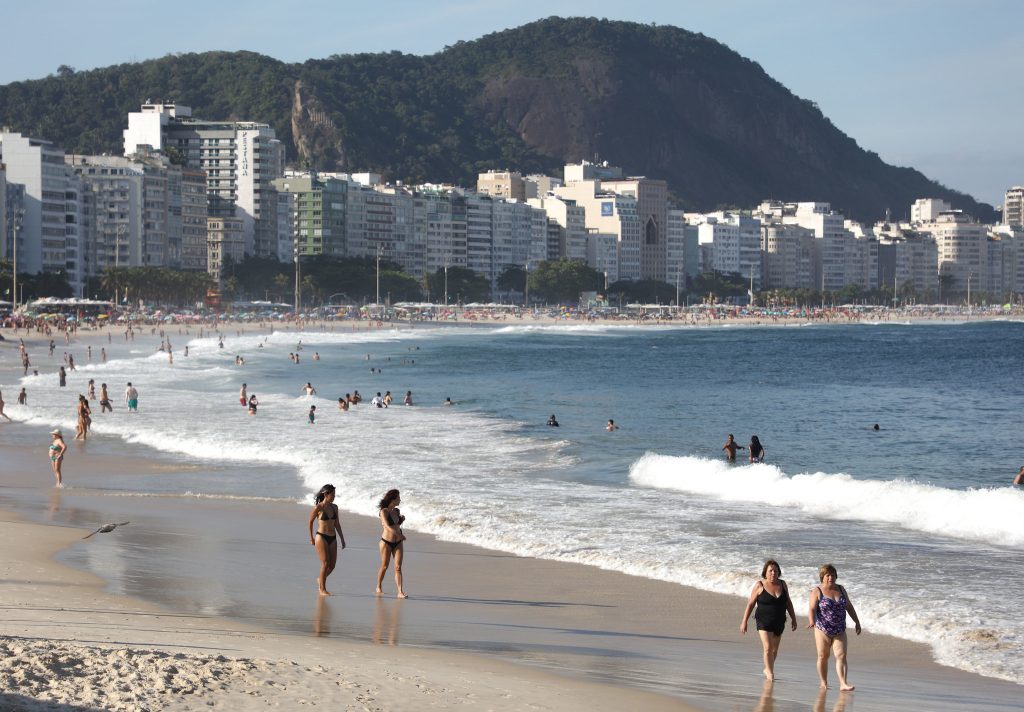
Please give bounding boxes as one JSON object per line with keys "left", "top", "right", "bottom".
{"left": 376, "top": 489, "right": 408, "bottom": 598}
{"left": 48, "top": 429, "right": 67, "bottom": 487}
{"left": 740, "top": 559, "right": 798, "bottom": 682}
{"left": 308, "top": 484, "right": 345, "bottom": 596}
{"left": 722, "top": 434, "right": 744, "bottom": 461}
{"left": 748, "top": 435, "right": 765, "bottom": 463}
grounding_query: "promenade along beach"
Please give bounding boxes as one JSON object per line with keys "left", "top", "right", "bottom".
{"left": 1, "top": 317, "right": 1023, "bottom": 711}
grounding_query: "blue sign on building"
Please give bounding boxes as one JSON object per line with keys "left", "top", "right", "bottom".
{"left": 601, "top": 201, "right": 614, "bottom": 217}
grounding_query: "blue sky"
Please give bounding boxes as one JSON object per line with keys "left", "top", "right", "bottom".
{"left": 3, "top": 0, "right": 1021, "bottom": 207}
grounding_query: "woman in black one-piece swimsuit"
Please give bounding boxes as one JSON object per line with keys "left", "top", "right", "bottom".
{"left": 740, "top": 559, "right": 799, "bottom": 682}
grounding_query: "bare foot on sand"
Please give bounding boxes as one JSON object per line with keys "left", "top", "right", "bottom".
{"left": 763, "top": 669, "right": 774, "bottom": 682}
{"left": 840, "top": 684, "right": 855, "bottom": 692}
{"left": 397, "top": 592, "right": 408, "bottom": 599}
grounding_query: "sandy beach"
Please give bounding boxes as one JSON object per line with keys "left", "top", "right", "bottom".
{"left": 2, "top": 321, "right": 1023, "bottom": 711}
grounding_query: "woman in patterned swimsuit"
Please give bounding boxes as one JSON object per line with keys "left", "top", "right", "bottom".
{"left": 807, "top": 563, "right": 862, "bottom": 691}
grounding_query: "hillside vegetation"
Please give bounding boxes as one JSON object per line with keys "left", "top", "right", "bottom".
{"left": 0, "top": 17, "right": 993, "bottom": 222}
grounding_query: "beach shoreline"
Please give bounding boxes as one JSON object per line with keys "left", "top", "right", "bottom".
{"left": 2, "top": 321, "right": 1023, "bottom": 711}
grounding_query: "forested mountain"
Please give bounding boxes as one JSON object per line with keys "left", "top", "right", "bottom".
{"left": 0, "top": 17, "right": 994, "bottom": 222}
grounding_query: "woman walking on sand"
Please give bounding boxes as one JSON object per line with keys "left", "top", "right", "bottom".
{"left": 48, "top": 429, "right": 67, "bottom": 487}
{"left": 807, "top": 564, "right": 862, "bottom": 691}
{"left": 376, "top": 489, "right": 408, "bottom": 598}
{"left": 308, "top": 484, "right": 346, "bottom": 596}
{"left": 740, "top": 559, "right": 798, "bottom": 681}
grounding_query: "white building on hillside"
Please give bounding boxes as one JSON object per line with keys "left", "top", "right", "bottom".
{"left": 911, "top": 198, "right": 952, "bottom": 224}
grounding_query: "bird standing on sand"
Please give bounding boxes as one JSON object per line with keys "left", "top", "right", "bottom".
{"left": 82, "top": 522, "right": 130, "bottom": 539}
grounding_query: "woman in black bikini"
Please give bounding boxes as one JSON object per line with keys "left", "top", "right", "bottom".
{"left": 375, "top": 489, "right": 408, "bottom": 598}
{"left": 308, "top": 484, "right": 345, "bottom": 596}
{"left": 740, "top": 559, "right": 798, "bottom": 682}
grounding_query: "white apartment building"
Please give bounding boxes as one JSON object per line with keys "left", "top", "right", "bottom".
{"left": 911, "top": 198, "right": 952, "bottom": 224}
{"left": 783, "top": 203, "right": 877, "bottom": 291}
{"left": 554, "top": 179, "right": 642, "bottom": 280}
{"left": 464, "top": 192, "right": 494, "bottom": 285}
{"left": 600, "top": 175, "right": 668, "bottom": 281}
{"left": 417, "top": 188, "right": 464, "bottom": 276}
{"left": 527, "top": 195, "right": 587, "bottom": 262}
{"left": 917, "top": 211, "right": 988, "bottom": 295}
{"left": 70, "top": 151, "right": 209, "bottom": 275}
{"left": 990, "top": 226, "right": 1024, "bottom": 296}
{"left": 0, "top": 131, "right": 83, "bottom": 295}
{"left": 695, "top": 212, "right": 763, "bottom": 288}
{"left": 761, "top": 222, "right": 817, "bottom": 290}
{"left": 123, "top": 103, "right": 284, "bottom": 258}
{"left": 1003, "top": 187, "right": 1024, "bottom": 228}
{"left": 586, "top": 231, "right": 619, "bottom": 285}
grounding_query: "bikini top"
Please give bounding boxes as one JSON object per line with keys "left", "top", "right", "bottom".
{"left": 319, "top": 505, "right": 336, "bottom": 521}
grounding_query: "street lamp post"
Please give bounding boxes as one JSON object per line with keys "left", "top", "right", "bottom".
{"left": 523, "top": 262, "right": 529, "bottom": 308}
{"left": 294, "top": 244, "right": 301, "bottom": 313}
{"left": 376, "top": 245, "right": 382, "bottom": 305}
{"left": 11, "top": 209, "right": 19, "bottom": 311}
{"left": 443, "top": 264, "right": 449, "bottom": 307}
{"left": 967, "top": 271, "right": 973, "bottom": 315}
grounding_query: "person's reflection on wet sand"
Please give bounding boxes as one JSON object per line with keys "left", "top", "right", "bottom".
{"left": 47, "top": 489, "right": 65, "bottom": 519}
{"left": 813, "top": 687, "right": 850, "bottom": 712}
{"left": 373, "top": 598, "right": 401, "bottom": 645}
{"left": 314, "top": 595, "right": 331, "bottom": 637}
{"left": 752, "top": 680, "right": 774, "bottom": 712}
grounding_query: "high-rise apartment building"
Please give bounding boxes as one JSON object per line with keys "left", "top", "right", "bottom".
{"left": 70, "top": 150, "right": 206, "bottom": 275}
{"left": 761, "top": 222, "right": 817, "bottom": 290}
{"left": 917, "top": 210, "right": 988, "bottom": 295}
{"left": 695, "top": 212, "right": 763, "bottom": 288}
{"left": 555, "top": 178, "right": 642, "bottom": 281}
{"left": 271, "top": 175, "right": 349, "bottom": 258}
{"left": 527, "top": 195, "right": 587, "bottom": 262}
{"left": 563, "top": 162, "right": 668, "bottom": 281}
{"left": 0, "top": 131, "right": 83, "bottom": 295}
{"left": 207, "top": 216, "right": 245, "bottom": 284}
{"left": 123, "top": 103, "right": 284, "bottom": 258}
{"left": 1003, "top": 187, "right": 1024, "bottom": 228}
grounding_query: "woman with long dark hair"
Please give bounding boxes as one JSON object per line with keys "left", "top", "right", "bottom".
{"left": 308, "top": 484, "right": 345, "bottom": 595}
{"left": 375, "top": 489, "right": 408, "bottom": 598}
{"left": 748, "top": 435, "right": 766, "bottom": 463}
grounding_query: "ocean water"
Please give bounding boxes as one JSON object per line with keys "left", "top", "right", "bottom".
{"left": 7, "top": 320, "right": 1024, "bottom": 685}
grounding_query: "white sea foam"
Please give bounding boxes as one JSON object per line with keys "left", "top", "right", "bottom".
{"left": 628, "top": 453, "right": 1024, "bottom": 546}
